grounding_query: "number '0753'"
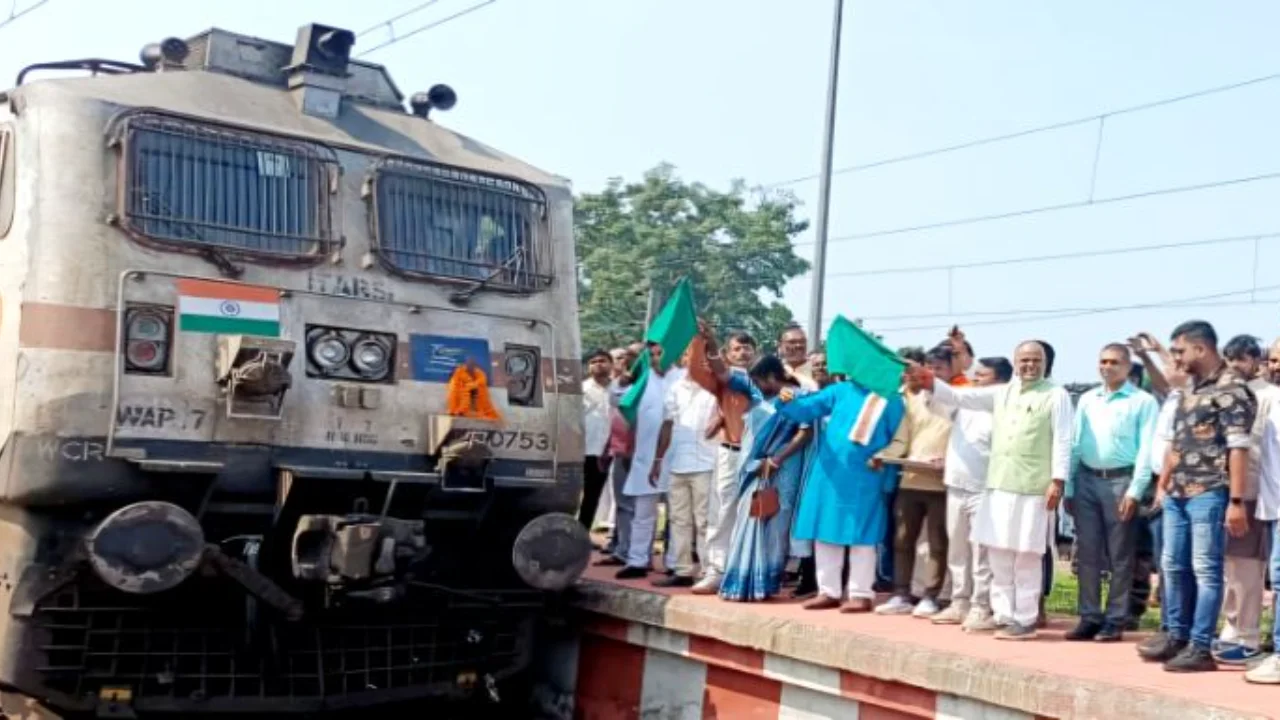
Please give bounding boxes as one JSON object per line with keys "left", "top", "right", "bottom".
{"left": 481, "top": 430, "right": 550, "bottom": 451}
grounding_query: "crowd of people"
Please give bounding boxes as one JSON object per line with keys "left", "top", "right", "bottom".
{"left": 576, "top": 317, "right": 1280, "bottom": 682}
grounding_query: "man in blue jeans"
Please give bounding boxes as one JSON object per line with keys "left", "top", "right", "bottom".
{"left": 1138, "top": 320, "right": 1256, "bottom": 672}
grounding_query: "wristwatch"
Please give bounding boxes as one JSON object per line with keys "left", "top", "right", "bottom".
{"left": 1229, "top": 497, "right": 1244, "bottom": 505}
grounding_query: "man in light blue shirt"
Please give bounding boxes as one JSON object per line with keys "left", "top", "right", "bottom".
{"left": 1065, "top": 342, "right": 1159, "bottom": 642}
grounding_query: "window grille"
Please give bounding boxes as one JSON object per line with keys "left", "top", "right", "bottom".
{"left": 371, "top": 160, "right": 549, "bottom": 290}
{"left": 119, "top": 114, "right": 338, "bottom": 258}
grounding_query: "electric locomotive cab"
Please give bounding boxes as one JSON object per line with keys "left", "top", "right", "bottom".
{"left": 0, "top": 22, "right": 589, "bottom": 717}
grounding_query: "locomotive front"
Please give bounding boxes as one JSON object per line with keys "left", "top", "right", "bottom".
{"left": 0, "top": 23, "right": 588, "bottom": 716}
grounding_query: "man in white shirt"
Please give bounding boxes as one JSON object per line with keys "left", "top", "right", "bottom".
{"left": 1133, "top": 355, "right": 1187, "bottom": 661}
{"left": 578, "top": 349, "right": 615, "bottom": 534}
{"left": 928, "top": 356, "right": 1011, "bottom": 631}
{"left": 913, "top": 341, "right": 1073, "bottom": 641}
{"left": 1214, "top": 336, "right": 1280, "bottom": 665}
{"left": 616, "top": 344, "right": 681, "bottom": 580}
{"left": 1245, "top": 337, "right": 1280, "bottom": 683}
{"left": 649, "top": 360, "right": 718, "bottom": 587}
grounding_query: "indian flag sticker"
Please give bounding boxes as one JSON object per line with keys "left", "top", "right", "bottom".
{"left": 176, "top": 279, "right": 281, "bottom": 337}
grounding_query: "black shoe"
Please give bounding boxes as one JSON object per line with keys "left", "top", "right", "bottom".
{"left": 1137, "top": 631, "right": 1168, "bottom": 654}
{"left": 615, "top": 566, "right": 649, "bottom": 580}
{"left": 789, "top": 557, "right": 818, "bottom": 599}
{"left": 1095, "top": 625, "right": 1124, "bottom": 643}
{"left": 652, "top": 575, "right": 694, "bottom": 588}
{"left": 1064, "top": 621, "right": 1103, "bottom": 641}
{"left": 1164, "top": 645, "right": 1218, "bottom": 673}
{"left": 1139, "top": 633, "right": 1188, "bottom": 663}
{"left": 594, "top": 555, "right": 625, "bottom": 567}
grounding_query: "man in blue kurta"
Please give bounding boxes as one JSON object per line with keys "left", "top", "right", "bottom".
{"left": 778, "top": 381, "right": 906, "bottom": 612}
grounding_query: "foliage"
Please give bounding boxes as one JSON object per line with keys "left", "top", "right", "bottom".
{"left": 574, "top": 164, "right": 810, "bottom": 353}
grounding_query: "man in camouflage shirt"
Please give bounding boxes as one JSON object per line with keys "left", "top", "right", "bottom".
{"left": 1139, "top": 320, "right": 1256, "bottom": 673}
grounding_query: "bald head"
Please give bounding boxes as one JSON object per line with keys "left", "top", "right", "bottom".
{"left": 1013, "top": 341, "right": 1047, "bottom": 383}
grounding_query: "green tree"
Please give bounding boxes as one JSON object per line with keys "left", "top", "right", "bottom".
{"left": 575, "top": 164, "right": 810, "bottom": 352}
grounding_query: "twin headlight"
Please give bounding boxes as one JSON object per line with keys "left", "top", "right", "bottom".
{"left": 305, "top": 325, "right": 395, "bottom": 382}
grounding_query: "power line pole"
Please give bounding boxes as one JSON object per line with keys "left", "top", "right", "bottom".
{"left": 644, "top": 285, "right": 656, "bottom": 331}
{"left": 806, "top": 0, "right": 845, "bottom": 345}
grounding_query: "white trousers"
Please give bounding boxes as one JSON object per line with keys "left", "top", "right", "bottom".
{"left": 701, "top": 446, "right": 740, "bottom": 580}
{"left": 668, "top": 471, "right": 712, "bottom": 577}
{"left": 627, "top": 494, "right": 660, "bottom": 568}
{"left": 592, "top": 470, "right": 616, "bottom": 529}
{"left": 1221, "top": 556, "right": 1266, "bottom": 649}
{"left": 815, "top": 542, "right": 877, "bottom": 601}
{"left": 946, "top": 487, "right": 991, "bottom": 611}
{"left": 987, "top": 547, "right": 1042, "bottom": 628}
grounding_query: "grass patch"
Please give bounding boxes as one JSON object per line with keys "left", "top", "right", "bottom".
{"left": 1047, "top": 564, "right": 1275, "bottom": 643}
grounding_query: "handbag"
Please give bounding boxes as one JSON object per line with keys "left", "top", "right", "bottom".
{"left": 749, "top": 485, "right": 780, "bottom": 519}
{"left": 749, "top": 457, "right": 781, "bottom": 519}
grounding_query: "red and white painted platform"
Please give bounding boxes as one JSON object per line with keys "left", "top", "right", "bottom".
{"left": 530, "top": 563, "right": 1277, "bottom": 719}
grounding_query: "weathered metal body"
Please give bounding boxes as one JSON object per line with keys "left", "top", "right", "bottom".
{"left": 0, "top": 24, "right": 586, "bottom": 716}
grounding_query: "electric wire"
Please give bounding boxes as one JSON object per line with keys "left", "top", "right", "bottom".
{"left": 765, "top": 68, "right": 1280, "bottom": 188}
{"left": 357, "top": 0, "right": 498, "bottom": 57}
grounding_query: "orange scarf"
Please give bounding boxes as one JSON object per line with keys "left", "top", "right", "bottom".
{"left": 446, "top": 365, "right": 501, "bottom": 421}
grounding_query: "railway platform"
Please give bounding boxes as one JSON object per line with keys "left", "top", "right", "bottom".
{"left": 531, "top": 563, "right": 1275, "bottom": 719}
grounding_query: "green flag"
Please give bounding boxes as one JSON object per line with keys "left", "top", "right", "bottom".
{"left": 825, "top": 315, "right": 906, "bottom": 397}
{"left": 619, "top": 278, "right": 699, "bottom": 425}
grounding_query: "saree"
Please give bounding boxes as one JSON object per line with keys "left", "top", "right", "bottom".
{"left": 719, "top": 395, "right": 811, "bottom": 602}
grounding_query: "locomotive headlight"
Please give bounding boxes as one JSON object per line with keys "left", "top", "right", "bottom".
{"left": 351, "top": 336, "right": 390, "bottom": 378}
{"left": 309, "top": 334, "right": 349, "bottom": 371}
{"left": 304, "top": 325, "right": 397, "bottom": 384}
{"left": 123, "top": 306, "right": 172, "bottom": 375}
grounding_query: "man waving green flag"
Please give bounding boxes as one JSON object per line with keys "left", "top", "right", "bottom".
{"left": 825, "top": 315, "right": 906, "bottom": 398}
{"left": 619, "top": 277, "right": 698, "bottom": 425}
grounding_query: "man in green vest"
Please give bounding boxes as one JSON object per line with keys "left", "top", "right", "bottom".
{"left": 908, "top": 340, "right": 1073, "bottom": 640}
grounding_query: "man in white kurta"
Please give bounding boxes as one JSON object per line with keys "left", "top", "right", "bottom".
{"left": 916, "top": 341, "right": 1073, "bottom": 640}
{"left": 616, "top": 346, "right": 680, "bottom": 579}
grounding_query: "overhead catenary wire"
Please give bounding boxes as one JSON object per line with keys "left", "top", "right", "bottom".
{"left": 820, "top": 170, "right": 1280, "bottom": 245}
{"left": 633, "top": 228, "right": 1280, "bottom": 278}
{"left": 765, "top": 67, "right": 1280, "bottom": 188}
{"left": 357, "top": 0, "right": 443, "bottom": 37}
{"left": 0, "top": 0, "right": 49, "bottom": 33}
{"left": 357, "top": 0, "right": 498, "bottom": 57}
{"left": 868, "top": 285, "right": 1280, "bottom": 334}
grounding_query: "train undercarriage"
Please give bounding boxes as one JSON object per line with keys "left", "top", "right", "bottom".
{"left": 0, "top": 449, "right": 588, "bottom": 717}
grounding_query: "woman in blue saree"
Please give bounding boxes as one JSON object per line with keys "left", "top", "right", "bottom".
{"left": 714, "top": 355, "right": 814, "bottom": 602}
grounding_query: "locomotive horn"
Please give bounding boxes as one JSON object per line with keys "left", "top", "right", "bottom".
{"left": 409, "top": 84, "right": 457, "bottom": 119}
{"left": 139, "top": 37, "right": 190, "bottom": 70}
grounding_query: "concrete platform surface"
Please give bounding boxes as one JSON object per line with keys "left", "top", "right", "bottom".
{"left": 572, "top": 564, "right": 1278, "bottom": 720}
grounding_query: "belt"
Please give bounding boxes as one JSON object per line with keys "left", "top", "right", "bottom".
{"left": 720, "top": 442, "right": 741, "bottom": 451}
{"left": 1084, "top": 464, "right": 1134, "bottom": 480}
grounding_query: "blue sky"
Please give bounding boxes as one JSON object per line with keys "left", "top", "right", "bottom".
{"left": 5, "top": 0, "right": 1280, "bottom": 380}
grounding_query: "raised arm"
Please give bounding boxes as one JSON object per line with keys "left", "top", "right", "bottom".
{"left": 931, "top": 379, "right": 1000, "bottom": 412}
{"left": 777, "top": 384, "right": 839, "bottom": 424}
{"left": 697, "top": 320, "right": 731, "bottom": 389}
{"left": 1131, "top": 333, "right": 1172, "bottom": 400}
